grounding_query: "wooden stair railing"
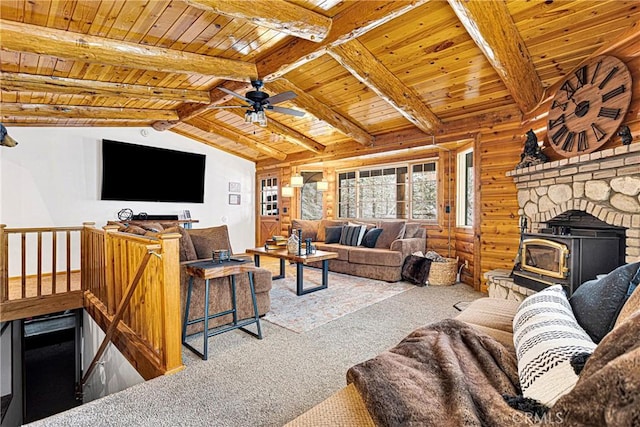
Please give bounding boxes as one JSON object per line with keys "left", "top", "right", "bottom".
{"left": 1, "top": 222, "right": 183, "bottom": 380}
{"left": 0, "top": 223, "right": 85, "bottom": 322}
{"left": 82, "top": 224, "right": 184, "bottom": 380}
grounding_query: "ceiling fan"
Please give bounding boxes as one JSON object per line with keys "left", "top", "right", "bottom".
{"left": 214, "top": 80, "right": 305, "bottom": 127}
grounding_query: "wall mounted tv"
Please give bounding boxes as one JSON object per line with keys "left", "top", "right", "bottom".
{"left": 101, "top": 139, "right": 206, "bottom": 203}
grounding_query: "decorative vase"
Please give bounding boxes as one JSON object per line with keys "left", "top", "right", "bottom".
{"left": 287, "top": 233, "right": 299, "bottom": 255}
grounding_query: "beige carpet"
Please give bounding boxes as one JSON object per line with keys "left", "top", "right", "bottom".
{"left": 263, "top": 266, "right": 414, "bottom": 333}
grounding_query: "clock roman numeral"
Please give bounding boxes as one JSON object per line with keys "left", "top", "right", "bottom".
{"left": 601, "top": 85, "right": 626, "bottom": 102}
{"left": 598, "top": 107, "right": 621, "bottom": 119}
{"left": 551, "top": 100, "right": 568, "bottom": 111}
{"left": 560, "top": 80, "right": 576, "bottom": 99}
{"left": 549, "top": 114, "right": 566, "bottom": 129}
{"left": 590, "top": 60, "right": 602, "bottom": 84}
{"left": 577, "top": 131, "right": 588, "bottom": 152}
{"left": 591, "top": 123, "right": 607, "bottom": 142}
{"left": 561, "top": 131, "right": 576, "bottom": 152}
{"left": 598, "top": 66, "right": 619, "bottom": 90}
{"left": 551, "top": 124, "right": 569, "bottom": 145}
{"left": 574, "top": 65, "right": 587, "bottom": 89}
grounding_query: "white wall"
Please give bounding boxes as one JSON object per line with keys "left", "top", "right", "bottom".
{"left": 81, "top": 311, "right": 144, "bottom": 403}
{"left": 1, "top": 126, "right": 256, "bottom": 275}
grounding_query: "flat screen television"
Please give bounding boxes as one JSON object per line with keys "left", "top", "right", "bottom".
{"left": 101, "top": 139, "right": 206, "bottom": 203}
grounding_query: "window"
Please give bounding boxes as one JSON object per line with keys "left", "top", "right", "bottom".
{"left": 260, "top": 177, "right": 278, "bottom": 216}
{"left": 337, "top": 161, "right": 437, "bottom": 221}
{"left": 456, "top": 148, "right": 474, "bottom": 226}
{"left": 300, "top": 171, "right": 323, "bottom": 220}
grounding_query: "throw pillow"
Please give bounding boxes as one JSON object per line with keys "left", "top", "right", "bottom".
{"left": 374, "top": 221, "right": 406, "bottom": 249}
{"left": 569, "top": 262, "right": 640, "bottom": 343}
{"left": 512, "top": 285, "right": 597, "bottom": 406}
{"left": 614, "top": 268, "right": 640, "bottom": 328}
{"left": 317, "top": 219, "right": 346, "bottom": 242}
{"left": 291, "top": 219, "right": 319, "bottom": 241}
{"left": 175, "top": 226, "right": 198, "bottom": 262}
{"left": 188, "top": 225, "right": 233, "bottom": 259}
{"left": 403, "top": 222, "right": 423, "bottom": 239}
{"left": 340, "top": 225, "right": 365, "bottom": 246}
{"left": 324, "top": 226, "right": 343, "bottom": 244}
{"left": 361, "top": 228, "right": 383, "bottom": 248}
{"left": 122, "top": 225, "right": 147, "bottom": 235}
{"left": 401, "top": 255, "right": 431, "bottom": 286}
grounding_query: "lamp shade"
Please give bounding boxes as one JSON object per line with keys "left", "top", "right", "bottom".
{"left": 281, "top": 185, "right": 294, "bottom": 197}
{"left": 316, "top": 180, "right": 328, "bottom": 191}
{"left": 290, "top": 175, "right": 304, "bottom": 187}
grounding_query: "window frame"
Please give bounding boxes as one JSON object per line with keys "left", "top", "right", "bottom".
{"left": 456, "top": 147, "right": 474, "bottom": 227}
{"left": 336, "top": 159, "right": 438, "bottom": 222}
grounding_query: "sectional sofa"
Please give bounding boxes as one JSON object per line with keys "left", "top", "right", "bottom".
{"left": 290, "top": 219, "right": 427, "bottom": 282}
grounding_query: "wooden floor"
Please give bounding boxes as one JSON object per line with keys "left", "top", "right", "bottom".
{"left": 7, "top": 272, "right": 82, "bottom": 300}
{"left": 6, "top": 256, "right": 280, "bottom": 301}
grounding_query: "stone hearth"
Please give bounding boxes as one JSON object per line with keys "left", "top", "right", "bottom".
{"left": 507, "top": 143, "right": 640, "bottom": 263}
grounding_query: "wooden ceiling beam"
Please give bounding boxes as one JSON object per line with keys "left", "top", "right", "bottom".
{"left": 1, "top": 103, "right": 178, "bottom": 121}
{"left": 0, "top": 72, "right": 210, "bottom": 104}
{"left": 0, "top": 19, "right": 256, "bottom": 82}
{"left": 253, "top": 118, "right": 326, "bottom": 154}
{"left": 184, "top": 0, "right": 332, "bottom": 42}
{"left": 266, "top": 79, "right": 373, "bottom": 146}
{"left": 257, "top": 1, "right": 429, "bottom": 80}
{"left": 188, "top": 117, "right": 287, "bottom": 161}
{"left": 328, "top": 40, "right": 442, "bottom": 134}
{"left": 171, "top": 124, "right": 256, "bottom": 162}
{"left": 448, "top": 0, "right": 543, "bottom": 114}
{"left": 152, "top": 81, "right": 252, "bottom": 131}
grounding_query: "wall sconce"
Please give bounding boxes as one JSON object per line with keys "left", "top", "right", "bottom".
{"left": 290, "top": 175, "right": 304, "bottom": 187}
{"left": 316, "top": 180, "right": 328, "bottom": 191}
{"left": 281, "top": 185, "right": 294, "bottom": 198}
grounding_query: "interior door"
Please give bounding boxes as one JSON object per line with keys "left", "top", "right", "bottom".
{"left": 256, "top": 172, "right": 281, "bottom": 245}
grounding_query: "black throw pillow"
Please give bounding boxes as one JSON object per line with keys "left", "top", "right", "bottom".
{"left": 569, "top": 262, "right": 640, "bottom": 343}
{"left": 361, "top": 228, "right": 383, "bottom": 248}
{"left": 324, "top": 226, "right": 343, "bottom": 244}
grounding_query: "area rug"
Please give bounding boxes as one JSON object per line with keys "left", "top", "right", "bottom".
{"left": 263, "top": 266, "right": 414, "bottom": 333}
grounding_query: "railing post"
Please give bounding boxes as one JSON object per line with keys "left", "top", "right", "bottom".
{"left": 0, "top": 224, "right": 7, "bottom": 303}
{"left": 157, "top": 232, "right": 184, "bottom": 374}
{"left": 103, "top": 225, "right": 119, "bottom": 315}
{"left": 81, "top": 222, "right": 95, "bottom": 292}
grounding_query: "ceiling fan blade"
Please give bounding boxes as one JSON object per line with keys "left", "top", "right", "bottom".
{"left": 218, "top": 86, "right": 253, "bottom": 104}
{"left": 209, "top": 105, "right": 249, "bottom": 109}
{"left": 269, "top": 105, "right": 305, "bottom": 117}
{"left": 265, "top": 91, "right": 297, "bottom": 105}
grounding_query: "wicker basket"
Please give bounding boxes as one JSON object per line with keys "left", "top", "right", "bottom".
{"left": 427, "top": 257, "right": 458, "bottom": 286}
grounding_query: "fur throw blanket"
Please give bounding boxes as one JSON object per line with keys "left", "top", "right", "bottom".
{"left": 347, "top": 312, "right": 640, "bottom": 426}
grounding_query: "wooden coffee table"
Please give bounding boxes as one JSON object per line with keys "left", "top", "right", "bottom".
{"left": 245, "top": 247, "right": 338, "bottom": 295}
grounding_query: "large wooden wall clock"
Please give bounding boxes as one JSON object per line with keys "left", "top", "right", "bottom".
{"left": 547, "top": 55, "right": 632, "bottom": 158}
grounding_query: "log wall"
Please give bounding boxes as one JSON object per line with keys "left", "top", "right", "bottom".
{"left": 267, "top": 38, "right": 639, "bottom": 292}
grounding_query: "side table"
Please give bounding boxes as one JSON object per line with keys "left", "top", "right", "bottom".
{"left": 182, "top": 259, "right": 262, "bottom": 360}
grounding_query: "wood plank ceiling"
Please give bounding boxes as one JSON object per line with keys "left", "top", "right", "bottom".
{"left": 1, "top": 0, "right": 639, "bottom": 167}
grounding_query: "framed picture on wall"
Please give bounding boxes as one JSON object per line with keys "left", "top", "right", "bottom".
{"left": 229, "top": 194, "right": 241, "bottom": 205}
{"left": 228, "top": 182, "right": 241, "bottom": 193}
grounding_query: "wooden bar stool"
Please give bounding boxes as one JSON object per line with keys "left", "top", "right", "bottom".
{"left": 182, "top": 260, "right": 262, "bottom": 360}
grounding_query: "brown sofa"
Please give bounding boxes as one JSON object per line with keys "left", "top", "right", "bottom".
{"left": 291, "top": 219, "right": 427, "bottom": 282}
{"left": 286, "top": 270, "right": 640, "bottom": 426}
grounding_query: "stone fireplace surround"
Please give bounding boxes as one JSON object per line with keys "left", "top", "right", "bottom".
{"left": 486, "top": 142, "right": 640, "bottom": 301}
{"left": 508, "top": 142, "right": 640, "bottom": 264}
